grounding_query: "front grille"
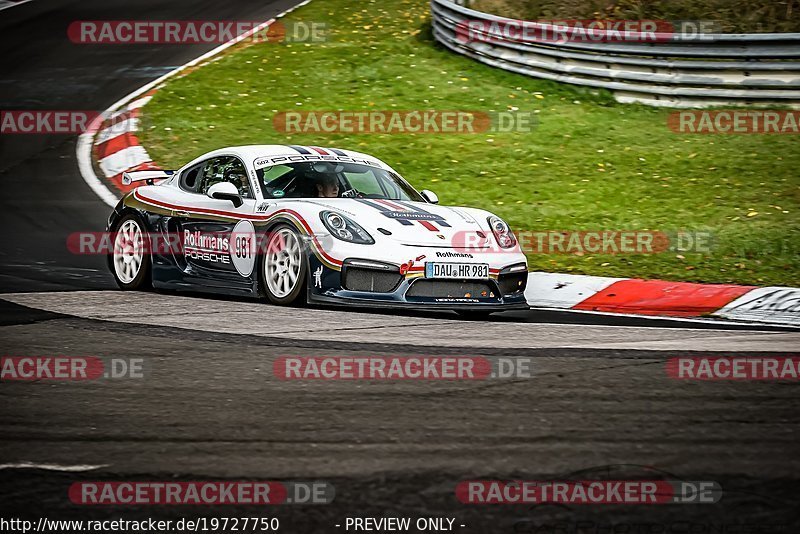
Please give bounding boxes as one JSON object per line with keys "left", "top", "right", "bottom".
{"left": 498, "top": 271, "right": 527, "bottom": 295}
{"left": 406, "top": 279, "right": 495, "bottom": 299}
{"left": 342, "top": 267, "right": 402, "bottom": 293}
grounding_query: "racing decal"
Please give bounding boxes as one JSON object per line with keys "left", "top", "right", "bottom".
{"left": 400, "top": 254, "right": 426, "bottom": 278}
{"left": 256, "top": 201, "right": 273, "bottom": 212}
{"left": 356, "top": 198, "right": 449, "bottom": 232}
{"left": 231, "top": 220, "right": 257, "bottom": 277}
{"left": 436, "top": 251, "right": 474, "bottom": 259}
{"left": 289, "top": 145, "right": 339, "bottom": 156}
{"left": 132, "top": 191, "right": 344, "bottom": 270}
{"left": 394, "top": 200, "right": 452, "bottom": 228}
{"left": 313, "top": 265, "right": 324, "bottom": 288}
{"left": 253, "top": 154, "right": 385, "bottom": 170}
{"left": 249, "top": 168, "right": 262, "bottom": 197}
{"left": 183, "top": 229, "right": 231, "bottom": 265}
{"left": 356, "top": 199, "right": 413, "bottom": 226}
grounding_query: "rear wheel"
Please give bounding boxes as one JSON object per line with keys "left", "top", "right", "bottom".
{"left": 110, "top": 214, "right": 152, "bottom": 290}
{"left": 260, "top": 225, "right": 307, "bottom": 305}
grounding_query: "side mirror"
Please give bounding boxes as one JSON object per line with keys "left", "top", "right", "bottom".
{"left": 420, "top": 189, "right": 439, "bottom": 204}
{"left": 207, "top": 182, "right": 243, "bottom": 208}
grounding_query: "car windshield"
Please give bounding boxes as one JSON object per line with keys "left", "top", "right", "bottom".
{"left": 255, "top": 161, "right": 424, "bottom": 201}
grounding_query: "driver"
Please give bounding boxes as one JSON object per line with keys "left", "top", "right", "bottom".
{"left": 227, "top": 172, "right": 249, "bottom": 198}
{"left": 315, "top": 173, "right": 340, "bottom": 198}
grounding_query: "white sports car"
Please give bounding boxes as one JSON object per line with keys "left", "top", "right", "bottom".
{"left": 107, "top": 145, "right": 528, "bottom": 317}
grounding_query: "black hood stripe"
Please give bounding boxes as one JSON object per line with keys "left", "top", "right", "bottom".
{"left": 355, "top": 199, "right": 414, "bottom": 226}
{"left": 395, "top": 201, "right": 452, "bottom": 228}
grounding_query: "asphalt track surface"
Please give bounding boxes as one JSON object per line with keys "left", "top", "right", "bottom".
{"left": 0, "top": 1, "right": 799, "bottom": 532}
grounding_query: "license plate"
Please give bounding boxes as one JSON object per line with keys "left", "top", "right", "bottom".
{"left": 425, "top": 262, "right": 489, "bottom": 279}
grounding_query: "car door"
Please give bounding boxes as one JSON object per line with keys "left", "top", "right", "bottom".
{"left": 172, "top": 155, "right": 258, "bottom": 286}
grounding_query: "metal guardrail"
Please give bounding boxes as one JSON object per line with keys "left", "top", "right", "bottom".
{"left": 431, "top": 0, "right": 800, "bottom": 107}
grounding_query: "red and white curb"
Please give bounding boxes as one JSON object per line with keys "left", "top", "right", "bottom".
{"left": 92, "top": 93, "right": 159, "bottom": 194}
{"left": 76, "top": 0, "right": 313, "bottom": 206}
{"left": 525, "top": 272, "right": 799, "bottom": 326}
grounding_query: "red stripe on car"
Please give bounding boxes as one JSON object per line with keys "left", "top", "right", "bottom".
{"left": 131, "top": 191, "right": 342, "bottom": 266}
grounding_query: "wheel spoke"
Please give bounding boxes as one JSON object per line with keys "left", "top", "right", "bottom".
{"left": 113, "top": 219, "right": 147, "bottom": 284}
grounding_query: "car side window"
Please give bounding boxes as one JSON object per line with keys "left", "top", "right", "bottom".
{"left": 179, "top": 162, "right": 205, "bottom": 193}
{"left": 199, "top": 156, "right": 252, "bottom": 199}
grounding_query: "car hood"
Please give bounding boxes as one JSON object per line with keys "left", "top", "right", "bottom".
{"left": 297, "top": 198, "right": 494, "bottom": 248}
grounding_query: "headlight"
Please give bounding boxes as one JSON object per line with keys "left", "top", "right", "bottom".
{"left": 320, "top": 211, "right": 375, "bottom": 245}
{"left": 487, "top": 215, "right": 517, "bottom": 249}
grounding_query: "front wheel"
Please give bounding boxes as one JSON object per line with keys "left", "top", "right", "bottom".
{"left": 110, "top": 213, "right": 152, "bottom": 290}
{"left": 260, "top": 225, "right": 307, "bottom": 305}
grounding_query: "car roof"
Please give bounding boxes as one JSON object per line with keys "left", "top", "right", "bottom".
{"left": 195, "top": 145, "right": 393, "bottom": 171}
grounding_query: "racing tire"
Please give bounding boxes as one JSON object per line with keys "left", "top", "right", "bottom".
{"left": 260, "top": 224, "right": 308, "bottom": 306}
{"left": 109, "top": 213, "right": 152, "bottom": 291}
{"left": 455, "top": 310, "right": 493, "bottom": 321}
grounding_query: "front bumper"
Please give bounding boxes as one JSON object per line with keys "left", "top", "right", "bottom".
{"left": 308, "top": 257, "right": 529, "bottom": 311}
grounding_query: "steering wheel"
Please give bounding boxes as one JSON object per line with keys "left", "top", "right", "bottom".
{"left": 340, "top": 188, "right": 363, "bottom": 198}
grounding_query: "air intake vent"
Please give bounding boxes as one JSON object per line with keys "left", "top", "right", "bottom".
{"left": 343, "top": 268, "right": 402, "bottom": 293}
{"left": 498, "top": 271, "right": 527, "bottom": 295}
{"left": 406, "top": 280, "right": 495, "bottom": 299}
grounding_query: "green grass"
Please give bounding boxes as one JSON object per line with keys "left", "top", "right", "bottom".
{"left": 138, "top": 0, "right": 799, "bottom": 286}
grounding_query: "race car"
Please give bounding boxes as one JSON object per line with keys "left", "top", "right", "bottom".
{"left": 107, "top": 145, "right": 528, "bottom": 317}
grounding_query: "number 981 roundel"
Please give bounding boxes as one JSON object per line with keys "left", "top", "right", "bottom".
{"left": 107, "top": 145, "right": 528, "bottom": 317}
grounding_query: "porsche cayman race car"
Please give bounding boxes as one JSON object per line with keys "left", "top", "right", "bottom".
{"left": 107, "top": 145, "right": 528, "bottom": 316}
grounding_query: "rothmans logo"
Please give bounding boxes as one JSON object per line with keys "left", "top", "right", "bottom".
{"left": 436, "top": 251, "right": 473, "bottom": 258}
{"left": 436, "top": 234, "right": 446, "bottom": 240}
{"left": 385, "top": 211, "right": 440, "bottom": 220}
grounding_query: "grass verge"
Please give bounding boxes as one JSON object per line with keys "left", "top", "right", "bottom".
{"left": 138, "top": 0, "right": 799, "bottom": 286}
